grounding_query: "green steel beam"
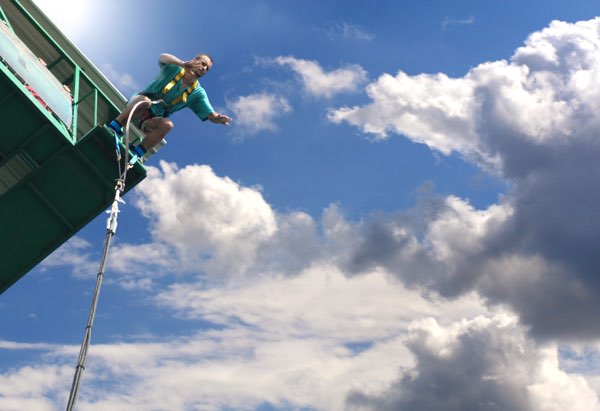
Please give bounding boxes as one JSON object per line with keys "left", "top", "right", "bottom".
{"left": 71, "top": 65, "right": 79, "bottom": 139}
{"left": 27, "top": 181, "right": 74, "bottom": 230}
{"left": 71, "top": 141, "right": 120, "bottom": 192}
{"left": 46, "top": 54, "right": 64, "bottom": 70}
{"left": 93, "top": 88, "right": 98, "bottom": 125}
{"left": 0, "top": 143, "right": 69, "bottom": 195}
{"left": 0, "top": 124, "right": 50, "bottom": 167}
{"left": 0, "top": 5, "right": 13, "bottom": 32}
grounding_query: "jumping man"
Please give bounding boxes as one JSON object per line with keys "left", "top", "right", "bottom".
{"left": 108, "top": 53, "right": 232, "bottom": 158}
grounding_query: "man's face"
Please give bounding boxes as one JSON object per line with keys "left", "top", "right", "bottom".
{"left": 192, "top": 55, "right": 213, "bottom": 78}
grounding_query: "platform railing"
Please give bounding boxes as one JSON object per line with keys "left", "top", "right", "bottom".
{"left": 1, "top": 0, "right": 124, "bottom": 142}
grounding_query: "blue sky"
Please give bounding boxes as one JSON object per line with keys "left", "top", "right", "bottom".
{"left": 3, "top": 1, "right": 600, "bottom": 410}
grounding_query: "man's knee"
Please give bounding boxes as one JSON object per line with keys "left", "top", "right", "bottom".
{"left": 131, "top": 96, "right": 152, "bottom": 111}
{"left": 160, "top": 118, "right": 174, "bottom": 133}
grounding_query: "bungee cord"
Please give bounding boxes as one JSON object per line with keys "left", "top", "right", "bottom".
{"left": 65, "top": 101, "right": 148, "bottom": 411}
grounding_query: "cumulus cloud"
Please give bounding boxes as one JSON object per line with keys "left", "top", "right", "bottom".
{"left": 329, "top": 71, "right": 481, "bottom": 156}
{"left": 275, "top": 56, "right": 368, "bottom": 98}
{"left": 9, "top": 165, "right": 600, "bottom": 410}
{"left": 155, "top": 266, "right": 487, "bottom": 342}
{"left": 322, "top": 195, "right": 512, "bottom": 294}
{"left": 227, "top": 92, "right": 291, "bottom": 136}
{"left": 347, "top": 315, "right": 600, "bottom": 411}
{"left": 0, "top": 268, "right": 496, "bottom": 411}
{"left": 3, "top": 292, "right": 599, "bottom": 410}
{"left": 329, "top": 17, "right": 600, "bottom": 338}
{"left": 127, "top": 163, "right": 331, "bottom": 280}
{"left": 328, "top": 18, "right": 600, "bottom": 169}
{"left": 133, "top": 161, "right": 278, "bottom": 277}
{"left": 125, "top": 163, "right": 510, "bottom": 290}
{"left": 121, "top": 154, "right": 600, "bottom": 340}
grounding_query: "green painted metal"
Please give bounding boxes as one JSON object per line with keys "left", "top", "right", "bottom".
{"left": 0, "top": 88, "right": 146, "bottom": 292}
{"left": 71, "top": 65, "right": 80, "bottom": 138}
{"left": 0, "top": 4, "right": 11, "bottom": 32}
{"left": 0, "top": 1, "right": 147, "bottom": 294}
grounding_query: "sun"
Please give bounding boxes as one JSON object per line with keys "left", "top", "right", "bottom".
{"left": 31, "top": 0, "right": 90, "bottom": 38}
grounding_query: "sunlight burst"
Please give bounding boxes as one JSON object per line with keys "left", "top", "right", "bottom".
{"left": 32, "top": 0, "right": 90, "bottom": 38}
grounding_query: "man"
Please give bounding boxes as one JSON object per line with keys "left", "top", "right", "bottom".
{"left": 108, "top": 53, "right": 232, "bottom": 158}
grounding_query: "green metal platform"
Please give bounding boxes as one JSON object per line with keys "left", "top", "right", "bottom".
{"left": 0, "top": 0, "right": 147, "bottom": 294}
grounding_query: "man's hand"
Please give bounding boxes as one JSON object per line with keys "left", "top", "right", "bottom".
{"left": 208, "top": 112, "right": 233, "bottom": 125}
{"left": 182, "top": 59, "right": 199, "bottom": 70}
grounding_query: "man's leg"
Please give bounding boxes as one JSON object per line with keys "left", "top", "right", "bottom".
{"left": 108, "top": 95, "right": 153, "bottom": 135}
{"left": 115, "top": 95, "right": 152, "bottom": 126}
{"left": 139, "top": 117, "right": 174, "bottom": 151}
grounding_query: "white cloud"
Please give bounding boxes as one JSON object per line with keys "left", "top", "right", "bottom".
{"left": 0, "top": 364, "right": 71, "bottom": 411}
{"left": 100, "top": 63, "right": 140, "bottom": 92}
{"left": 276, "top": 56, "right": 368, "bottom": 98}
{"left": 338, "top": 23, "right": 375, "bottom": 41}
{"left": 348, "top": 315, "right": 600, "bottom": 411}
{"left": 155, "top": 265, "right": 488, "bottom": 341}
{"left": 133, "top": 161, "right": 278, "bottom": 277}
{"left": 227, "top": 92, "right": 291, "bottom": 136}
{"left": 318, "top": 22, "right": 376, "bottom": 42}
{"left": 35, "top": 235, "right": 172, "bottom": 290}
{"left": 442, "top": 15, "right": 475, "bottom": 30}
{"left": 3, "top": 280, "right": 599, "bottom": 411}
{"left": 328, "top": 18, "right": 600, "bottom": 171}
{"left": 38, "top": 236, "right": 98, "bottom": 279}
{"left": 7, "top": 187, "right": 600, "bottom": 410}
{"left": 107, "top": 241, "right": 175, "bottom": 288}
{"left": 126, "top": 166, "right": 512, "bottom": 290}
{"left": 0, "top": 341, "right": 57, "bottom": 350}
{"left": 326, "top": 19, "right": 600, "bottom": 339}
{"left": 425, "top": 196, "right": 513, "bottom": 264}
{"left": 328, "top": 70, "right": 483, "bottom": 160}
{"left": 0, "top": 267, "right": 496, "bottom": 411}
{"left": 149, "top": 266, "right": 494, "bottom": 410}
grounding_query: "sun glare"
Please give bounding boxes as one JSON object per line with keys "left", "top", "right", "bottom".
{"left": 32, "top": 0, "right": 89, "bottom": 39}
